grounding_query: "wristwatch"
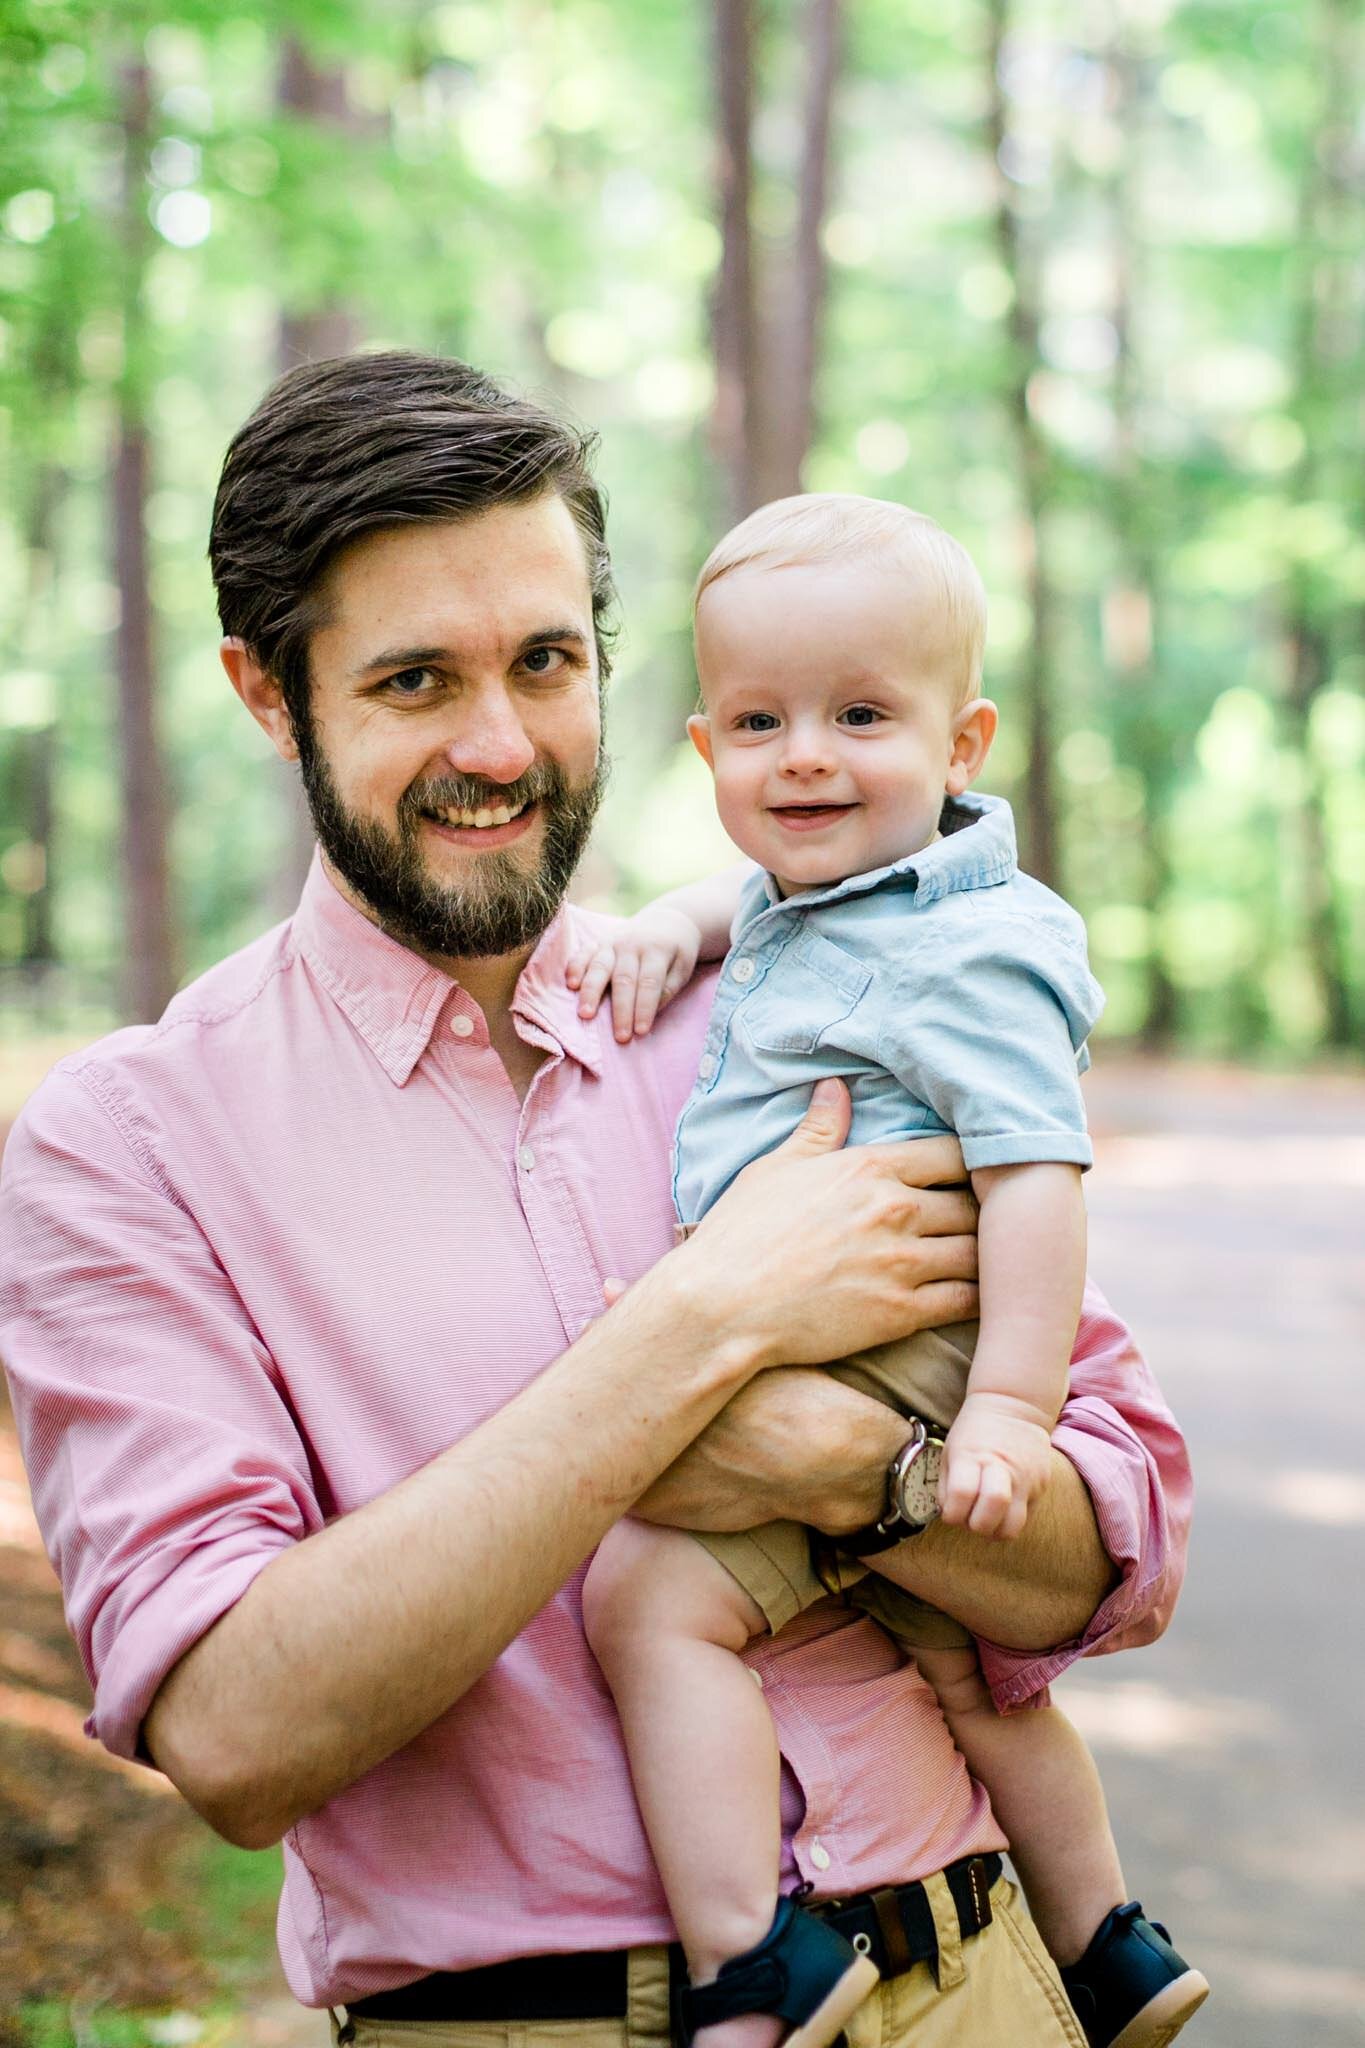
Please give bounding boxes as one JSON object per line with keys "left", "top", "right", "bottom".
{"left": 840, "top": 1416, "right": 945, "bottom": 1555}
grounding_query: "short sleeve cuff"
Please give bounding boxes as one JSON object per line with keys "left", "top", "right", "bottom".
{"left": 959, "top": 1132, "right": 1094, "bottom": 1172}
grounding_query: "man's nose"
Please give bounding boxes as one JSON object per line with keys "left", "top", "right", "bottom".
{"left": 441, "top": 685, "right": 536, "bottom": 786}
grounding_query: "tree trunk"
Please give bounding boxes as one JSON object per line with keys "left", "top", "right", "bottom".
{"left": 984, "top": 0, "right": 1058, "bottom": 891}
{"left": 1280, "top": 0, "right": 1356, "bottom": 1047}
{"left": 709, "top": 0, "right": 759, "bottom": 523}
{"left": 1104, "top": 33, "right": 1178, "bottom": 1048}
{"left": 12, "top": 460, "right": 62, "bottom": 1002}
{"left": 754, "top": 0, "right": 842, "bottom": 503}
{"left": 278, "top": 43, "right": 364, "bottom": 369}
{"left": 114, "top": 58, "right": 176, "bottom": 1023}
{"left": 272, "top": 40, "right": 369, "bottom": 908}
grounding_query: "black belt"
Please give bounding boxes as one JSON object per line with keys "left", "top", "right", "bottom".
{"left": 344, "top": 1854, "right": 1002, "bottom": 2024}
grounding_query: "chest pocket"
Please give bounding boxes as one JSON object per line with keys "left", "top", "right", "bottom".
{"left": 738, "top": 928, "right": 873, "bottom": 1055}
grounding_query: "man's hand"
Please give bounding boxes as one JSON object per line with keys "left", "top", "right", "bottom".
{"left": 635, "top": 1369, "right": 907, "bottom": 1534}
{"left": 566, "top": 906, "right": 702, "bottom": 1043}
{"left": 669, "top": 1080, "right": 979, "bottom": 1372}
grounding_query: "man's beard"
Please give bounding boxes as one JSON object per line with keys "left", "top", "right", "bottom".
{"left": 296, "top": 723, "right": 608, "bottom": 962}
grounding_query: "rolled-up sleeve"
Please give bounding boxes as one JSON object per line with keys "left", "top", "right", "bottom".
{"left": 0, "top": 1067, "right": 321, "bottom": 1761}
{"left": 977, "top": 1279, "right": 1193, "bottom": 1710}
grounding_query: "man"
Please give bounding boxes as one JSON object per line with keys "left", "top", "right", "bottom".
{"left": 0, "top": 354, "right": 1189, "bottom": 2048}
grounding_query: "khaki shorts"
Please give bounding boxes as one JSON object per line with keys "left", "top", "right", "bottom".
{"left": 330, "top": 1875, "right": 1084, "bottom": 2048}
{"left": 695, "top": 1319, "right": 978, "bottom": 1653}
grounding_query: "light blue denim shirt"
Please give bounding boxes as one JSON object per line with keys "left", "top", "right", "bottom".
{"left": 672, "top": 793, "right": 1104, "bottom": 1226}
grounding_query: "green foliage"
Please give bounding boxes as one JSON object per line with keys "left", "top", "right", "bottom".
{"left": 0, "top": 0, "right": 1361, "bottom": 1051}
{"left": 15, "top": 1839, "right": 285, "bottom": 2047}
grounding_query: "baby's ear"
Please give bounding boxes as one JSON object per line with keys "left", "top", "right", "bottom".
{"left": 946, "top": 698, "right": 998, "bottom": 796}
{"left": 686, "top": 713, "right": 715, "bottom": 770}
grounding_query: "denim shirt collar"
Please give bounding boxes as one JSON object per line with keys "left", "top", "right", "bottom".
{"left": 740, "top": 792, "right": 1018, "bottom": 935}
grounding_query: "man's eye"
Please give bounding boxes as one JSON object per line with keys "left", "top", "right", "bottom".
{"left": 737, "top": 712, "right": 780, "bottom": 732}
{"left": 841, "top": 704, "right": 883, "bottom": 727}
{"left": 387, "top": 667, "right": 437, "bottom": 696}
{"left": 523, "top": 646, "right": 568, "bottom": 676}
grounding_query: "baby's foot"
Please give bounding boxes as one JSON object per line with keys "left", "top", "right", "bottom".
{"left": 1059, "top": 1902, "right": 1209, "bottom": 2048}
{"left": 680, "top": 1896, "right": 879, "bottom": 2048}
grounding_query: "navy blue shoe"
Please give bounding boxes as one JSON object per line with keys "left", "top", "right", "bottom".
{"left": 678, "top": 1895, "right": 880, "bottom": 2048}
{"left": 1060, "top": 1903, "right": 1209, "bottom": 2048}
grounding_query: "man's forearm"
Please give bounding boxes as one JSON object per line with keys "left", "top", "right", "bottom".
{"left": 146, "top": 1270, "right": 759, "bottom": 1849}
{"left": 641, "top": 1374, "right": 1113, "bottom": 1652}
{"left": 867, "top": 1449, "right": 1115, "bottom": 1649}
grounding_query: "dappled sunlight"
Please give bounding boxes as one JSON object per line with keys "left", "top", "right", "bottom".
{"left": 1192, "top": 1945, "right": 1365, "bottom": 2023}
{"left": 1055, "top": 1680, "right": 1280, "bottom": 1757}
{"left": 0, "top": 1679, "right": 176, "bottom": 1793}
{"left": 1094, "top": 1132, "right": 1365, "bottom": 1189}
{"left": 0, "top": 1425, "right": 45, "bottom": 1550}
{"left": 1265, "top": 1467, "right": 1365, "bottom": 1528}
{"left": 1192, "top": 1454, "right": 1365, "bottom": 1526}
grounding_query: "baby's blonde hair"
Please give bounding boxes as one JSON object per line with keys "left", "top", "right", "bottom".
{"left": 694, "top": 493, "right": 987, "bottom": 703}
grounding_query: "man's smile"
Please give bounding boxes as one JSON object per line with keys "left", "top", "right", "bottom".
{"left": 420, "top": 797, "right": 540, "bottom": 848}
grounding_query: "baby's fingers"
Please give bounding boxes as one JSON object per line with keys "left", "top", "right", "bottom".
{"left": 609, "top": 956, "right": 640, "bottom": 1042}
{"left": 572, "top": 944, "right": 618, "bottom": 1020}
{"left": 630, "top": 947, "right": 674, "bottom": 1038}
{"left": 937, "top": 1453, "right": 983, "bottom": 1529}
{"left": 966, "top": 1463, "right": 1014, "bottom": 1539}
{"left": 997, "top": 1495, "right": 1030, "bottom": 1542}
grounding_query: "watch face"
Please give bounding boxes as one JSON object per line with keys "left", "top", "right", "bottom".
{"left": 897, "top": 1436, "right": 943, "bottom": 1527}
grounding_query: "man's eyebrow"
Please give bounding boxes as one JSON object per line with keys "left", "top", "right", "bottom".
{"left": 517, "top": 625, "right": 590, "bottom": 655}
{"left": 351, "top": 645, "right": 449, "bottom": 680}
{"left": 351, "top": 627, "right": 590, "bottom": 681}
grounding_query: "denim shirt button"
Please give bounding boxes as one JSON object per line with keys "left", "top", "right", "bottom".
{"left": 730, "top": 957, "right": 756, "bottom": 983}
{"left": 697, "top": 1054, "right": 717, "bottom": 1081}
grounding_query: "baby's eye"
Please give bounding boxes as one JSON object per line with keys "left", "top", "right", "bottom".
{"left": 840, "top": 704, "right": 883, "bottom": 728}
{"left": 736, "top": 711, "right": 780, "bottom": 733}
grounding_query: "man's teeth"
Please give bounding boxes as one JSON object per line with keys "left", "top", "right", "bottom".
{"left": 431, "top": 800, "right": 528, "bottom": 829}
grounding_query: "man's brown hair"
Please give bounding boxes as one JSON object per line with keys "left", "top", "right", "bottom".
{"left": 209, "top": 351, "right": 617, "bottom": 738}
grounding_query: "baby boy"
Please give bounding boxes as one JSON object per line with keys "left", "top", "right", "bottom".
{"left": 568, "top": 497, "right": 1207, "bottom": 2048}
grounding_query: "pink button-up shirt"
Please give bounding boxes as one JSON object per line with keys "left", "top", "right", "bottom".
{"left": 0, "top": 860, "right": 1190, "bottom": 2008}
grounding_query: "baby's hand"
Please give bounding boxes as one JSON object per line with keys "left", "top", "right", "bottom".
{"left": 939, "top": 1392, "right": 1054, "bottom": 1540}
{"left": 565, "top": 906, "right": 703, "bottom": 1042}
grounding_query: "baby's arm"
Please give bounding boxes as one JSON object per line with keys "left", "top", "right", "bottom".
{"left": 938, "top": 1160, "right": 1086, "bottom": 1540}
{"left": 566, "top": 866, "right": 747, "bottom": 1042}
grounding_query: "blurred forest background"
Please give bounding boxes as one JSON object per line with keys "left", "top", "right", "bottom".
{"left": 2, "top": 5, "right": 1365, "bottom": 2045}
{"left": 0, "top": 0, "right": 1362, "bottom": 1054}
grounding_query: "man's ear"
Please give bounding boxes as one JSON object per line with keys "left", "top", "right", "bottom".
{"left": 220, "top": 638, "right": 299, "bottom": 763}
{"left": 945, "top": 698, "right": 998, "bottom": 797}
{"left": 686, "top": 712, "right": 714, "bottom": 771}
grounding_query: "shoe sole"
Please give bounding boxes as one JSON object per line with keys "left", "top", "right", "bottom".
{"left": 1107, "top": 1970, "right": 1211, "bottom": 2048}
{"left": 784, "top": 1956, "right": 881, "bottom": 2048}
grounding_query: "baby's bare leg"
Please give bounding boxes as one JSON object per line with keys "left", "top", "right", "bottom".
{"left": 582, "top": 1518, "right": 784, "bottom": 2048}
{"left": 916, "top": 1642, "right": 1125, "bottom": 1967}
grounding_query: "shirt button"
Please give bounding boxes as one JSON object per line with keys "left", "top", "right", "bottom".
{"left": 449, "top": 1014, "right": 475, "bottom": 1038}
{"left": 517, "top": 1145, "right": 536, "bottom": 1173}
{"left": 697, "top": 1054, "right": 717, "bottom": 1080}
{"left": 731, "top": 958, "right": 756, "bottom": 983}
{"left": 809, "top": 1841, "right": 831, "bottom": 1872}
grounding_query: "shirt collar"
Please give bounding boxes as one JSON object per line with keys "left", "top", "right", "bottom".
{"left": 745, "top": 792, "right": 1018, "bottom": 926}
{"left": 291, "top": 853, "right": 603, "bottom": 1085}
